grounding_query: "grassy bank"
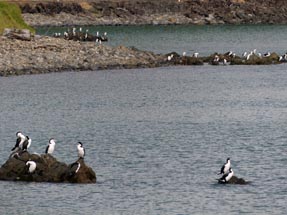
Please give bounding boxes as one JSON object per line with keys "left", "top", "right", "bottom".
{"left": 0, "top": 2, "right": 34, "bottom": 33}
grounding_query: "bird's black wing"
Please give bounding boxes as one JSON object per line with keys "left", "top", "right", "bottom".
{"left": 11, "top": 137, "right": 21, "bottom": 151}
{"left": 45, "top": 145, "right": 49, "bottom": 154}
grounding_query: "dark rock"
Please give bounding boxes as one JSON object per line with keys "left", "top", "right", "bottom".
{"left": 218, "top": 175, "right": 250, "bottom": 185}
{"left": 0, "top": 152, "right": 96, "bottom": 183}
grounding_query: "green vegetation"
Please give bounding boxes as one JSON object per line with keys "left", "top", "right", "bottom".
{"left": 0, "top": 2, "right": 34, "bottom": 34}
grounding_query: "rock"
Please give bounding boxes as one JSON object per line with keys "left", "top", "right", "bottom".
{"left": 218, "top": 175, "right": 250, "bottom": 185}
{"left": 3, "top": 28, "right": 32, "bottom": 41}
{"left": 0, "top": 151, "right": 96, "bottom": 183}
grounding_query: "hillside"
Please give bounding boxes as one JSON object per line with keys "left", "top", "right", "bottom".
{"left": 0, "top": 2, "right": 34, "bottom": 33}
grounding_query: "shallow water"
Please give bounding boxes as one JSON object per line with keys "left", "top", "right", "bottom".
{"left": 37, "top": 24, "right": 287, "bottom": 55}
{"left": 1, "top": 63, "right": 287, "bottom": 214}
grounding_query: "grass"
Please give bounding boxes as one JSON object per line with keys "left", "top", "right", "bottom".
{"left": 0, "top": 2, "right": 34, "bottom": 34}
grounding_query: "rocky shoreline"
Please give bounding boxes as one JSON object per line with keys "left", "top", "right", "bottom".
{"left": 1, "top": 32, "right": 287, "bottom": 77}
{"left": 0, "top": 35, "right": 167, "bottom": 76}
{"left": 19, "top": 0, "right": 287, "bottom": 26}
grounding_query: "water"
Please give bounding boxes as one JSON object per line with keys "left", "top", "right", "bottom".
{"left": 1, "top": 64, "right": 287, "bottom": 214}
{"left": 37, "top": 24, "right": 287, "bottom": 55}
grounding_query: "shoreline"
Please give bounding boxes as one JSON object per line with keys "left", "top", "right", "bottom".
{"left": 0, "top": 33, "right": 286, "bottom": 77}
{"left": 19, "top": 0, "right": 287, "bottom": 27}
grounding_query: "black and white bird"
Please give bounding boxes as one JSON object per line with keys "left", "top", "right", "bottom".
{"left": 45, "top": 138, "right": 56, "bottom": 154}
{"left": 218, "top": 158, "right": 231, "bottom": 175}
{"left": 218, "top": 168, "right": 234, "bottom": 183}
{"left": 11, "top": 131, "right": 26, "bottom": 151}
{"left": 26, "top": 161, "right": 36, "bottom": 173}
{"left": 22, "top": 136, "right": 31, "bottom": 151}
{"left": 77, "top": 142, "right": 85, "bottom": 159}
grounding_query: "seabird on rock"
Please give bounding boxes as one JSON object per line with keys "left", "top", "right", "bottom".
{"left": 182, "top": 52, "right": 186, "bottom": 56}
{"left": 77, "top": 142, "right": 85, "bottom": 159}
{"left": 69, "top": 161, "right": 81, "bottom": 177}
{"left": 218, "top": 168, "right": 234, "bottom": 183}
{"left": 11, "top": 131, "right": 26, "bottom": 151}
{"left": 192, "top": 52, "right": 199, "bottom": 58}
{"left": 263, "top": 52, "right": 271, "bottom": 57}
{"left": 218, "top": 157, "right": 231, "bottom": 175}
{"left": 45, "top": 138, "right": 56, "bottom": 154}
{"left": 22, "top": 136, "right": 31, "bottom": 151}
{"left": 26, "top": 161, "right": 36, "bottom": 173}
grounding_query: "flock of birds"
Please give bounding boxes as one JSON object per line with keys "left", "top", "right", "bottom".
{"left": 53, "top": 27, "right": 108, "bottom": 43}
{"left": 217, "top": 158, "right": 233, "bottom": 183}
{"left": 167, "top": 49, "right": 287, "bottom": 65}
{"left": 10, "top": 131, "right": 85, "bottom": 174}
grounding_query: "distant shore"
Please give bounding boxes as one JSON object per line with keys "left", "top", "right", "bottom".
{"left": 19, "top": 0, "right": 287, "bottom": 27}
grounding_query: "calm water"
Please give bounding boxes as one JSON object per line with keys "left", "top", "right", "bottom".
{"left": 1, "top": 25, "right": 287, "bottom": 214}
{"left": 37, "top": 24, "right": 287, "bottom": 55}
{"left": 1, "top": 65, "right": 287, "bottom": 214}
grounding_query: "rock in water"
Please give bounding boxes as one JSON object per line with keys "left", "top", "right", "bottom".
{"left": 218, "top": 175, "right": 249, "bottom": 185}
{"left": 0, "top": 152, "right": 96, "bottom": 183}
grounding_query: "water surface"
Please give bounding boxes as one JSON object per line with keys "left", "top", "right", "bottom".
{"left": 0, "top": 64, "right": 287, "bottom": 214}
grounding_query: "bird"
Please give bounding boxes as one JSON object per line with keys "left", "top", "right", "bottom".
{"left": 182, "top": 52, "right": 186, "bottom": 56}
{"left": 45, "top": 138, "right": 56, "bottom": 154}
{"left": 68, "top": 161, "right": 81, "bottom": 177}
{"left": 26, "top": 161, "right": 36, "bottom": 173}
{"left": 22, "top": 136, "right": 31, "bottom": 151}
{"left": 218, "top": 158, "right": 231, "bottom": 175}
{"left": 11, "top": 131, "right": 26, "bottom": 151}
{"left": 77, "top": 142, "right": 85, "bottom": 159}
{"left": 218, "top": 168, "right": 234, "bottom": 183}
{"left": 263, "top": 52, "right": 271, "bottom": 57}
{"left": 192, "top": 52, "right": 199, "bottom": 58}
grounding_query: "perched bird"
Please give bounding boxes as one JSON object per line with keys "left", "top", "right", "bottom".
{"left": 45, "top": 138, "right": 56, "bottom": 154}
{"left": 22, "top": 136, "right": 31, "bottom": 151}
{"left": 11, "top": 131, "right": 26, "bottom": 151}
{"left": 26, "top": 161, "right": 36, "bottom": 173}
{"left": 218, "top": 158, "right": 231, "bottom": 175}
{"left": 218, "top": 168, "right": 234, "bottom": 183}
{"left": 77, "top": 142, "right": 85, "bottom": 159}
{"left": 69, "top": 161, "right": 81, "bottom": 177}
{"left": 192, "top": 52, "right": 199, "bottom": 58}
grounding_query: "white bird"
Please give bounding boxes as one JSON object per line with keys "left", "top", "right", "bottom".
{"left": 11, "top": 131, "right": 26, "bottom": 151}
{"left": 45, "top": 138, "right": 56, "bottom": 154}
{"left": 79, "top": 27, "right": 82, "bottom": 32}
{"left": 223, "top": 58, "right": 227, "bottom": 65}
{"left": 218, "top": 158, "right": 231, "bottom": 175}
{"left": 218, "top": 168, "right": 234, "bottom": 183}
{"left": 26, "top": 161, "right": 36, "bottom": 173}
{"left": 77, "top": 142, "right": 85, "bottom": 158}
{"left": 182, "top": 52, "right": 186, "bottom": 56}
{"left": 22, "top": 136, "right": 31, "bottom": 151}
{"left": 192, "top": 52, "right": 199, "bottom": 58}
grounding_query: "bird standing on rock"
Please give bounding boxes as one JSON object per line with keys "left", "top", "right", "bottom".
{"left": 218, "top": 168, "right": 234, "bottom": 183}
{"left": 77, "top": 142, "right": 85, "bottom": 159}
{"left": 11, "top": 131, "right": 26, "bottom": 151}
{"left": 26, "top": 160, "right": 36, "bottom": 173}
{"left": 218, "top": 157, "right": 231, "bottom": 175}
{"left": 22, "top": 136, "right": 31, "bottom": 151}
{"left": 45, "top": 138, "right": 56, "bottom": 154}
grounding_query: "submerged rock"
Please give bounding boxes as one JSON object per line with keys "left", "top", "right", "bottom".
{"left": 0, "top": 152, "right": 96, "bottom": 183}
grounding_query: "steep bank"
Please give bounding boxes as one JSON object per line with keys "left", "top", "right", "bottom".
{"left": 19, "top": 0, "right": 287, "bottom": 26}
{"left": 0, "top": 2, "right": 34, "bottom": 33}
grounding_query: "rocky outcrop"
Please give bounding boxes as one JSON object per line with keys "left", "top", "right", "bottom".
{"left": 0, "top": 152, "right": 96, "bottom": 183}
{"left": 19, "top": 0, "right": 287, "bottom": 26}
{"left": 0, "top": 34, "right": 166, "bottom": 76}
